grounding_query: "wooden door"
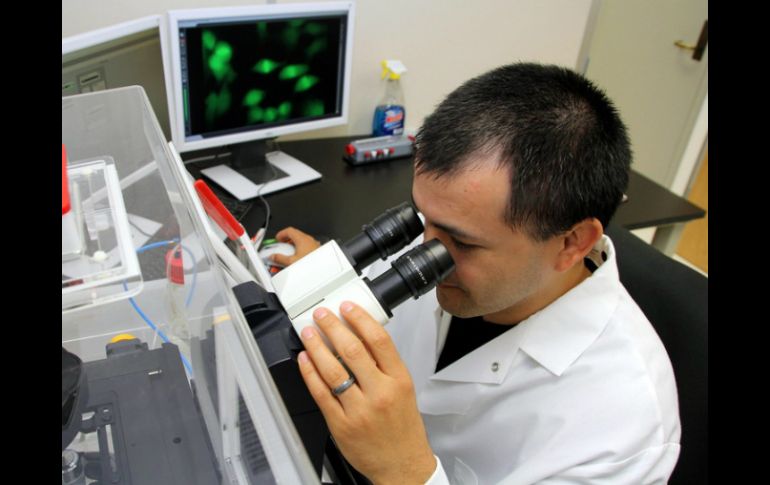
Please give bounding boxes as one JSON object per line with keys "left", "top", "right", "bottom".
{"left": 675, "top": 151, "right": 708, "bottom": 272}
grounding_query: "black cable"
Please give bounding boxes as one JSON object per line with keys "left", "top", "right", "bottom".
{"left": 256, "top": 140, "right": 282, "bottom": 238}
{"left": 129, "top": 219, "right": 153, "bottom": 237}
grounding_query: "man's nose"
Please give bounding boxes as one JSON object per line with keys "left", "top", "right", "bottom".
{"left": 423, "top": 225, "right": 438, "bottom": 243}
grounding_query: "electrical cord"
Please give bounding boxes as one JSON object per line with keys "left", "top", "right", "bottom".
{"left": 123, "top": 280, "right": 194, "bottom": 376}
{"left": 122, "top": 239, "right": 201, "bottom": 376}
{"left": 256, "top": 139, "right": 282, "bottom": 242}
{"left": 129, "top": 219, "right": 153, "bottom": 237}
{"left": 135, "top": 239, "right": 198, "bottom": 307}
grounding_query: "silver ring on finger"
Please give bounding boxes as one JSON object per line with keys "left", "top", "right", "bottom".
{"left": 332, "top": 375, "right": 356, "bottom": 395}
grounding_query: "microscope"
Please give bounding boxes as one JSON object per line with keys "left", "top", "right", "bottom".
{"left": 233, "top": 202, "right": 454, "bottom": 482}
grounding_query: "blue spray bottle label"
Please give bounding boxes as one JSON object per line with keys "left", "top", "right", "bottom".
{"left": 373, "top": 105, "right": 405, "bottom": 136}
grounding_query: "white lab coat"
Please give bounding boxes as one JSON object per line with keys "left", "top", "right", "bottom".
{"left": 364, "top": 235, "right": 681, "bottom": 484}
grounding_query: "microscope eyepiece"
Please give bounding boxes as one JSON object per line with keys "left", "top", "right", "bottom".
{"left": 367, "top": 239, "right": 455, "bottom": 315}
{"left": 342, "top": 202, "right": 424, "bottom": 271}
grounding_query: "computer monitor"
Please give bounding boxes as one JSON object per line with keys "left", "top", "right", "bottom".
{"left": 163, "top": 2, "right": 355, "bottom": 201}
{"left": 62, "top": 15, "right": 172, "bottom": 141}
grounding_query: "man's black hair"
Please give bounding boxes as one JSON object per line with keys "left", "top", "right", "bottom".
{"left": 414, "top": 62, "right": 632, "bottom": 241}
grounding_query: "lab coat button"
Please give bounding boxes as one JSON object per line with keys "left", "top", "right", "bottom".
{"left": 491, "top": 362, "right": 499, "bottom": 372}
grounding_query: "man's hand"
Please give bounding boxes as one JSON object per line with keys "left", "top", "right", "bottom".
{"left": 297, "top": 302, "right": 436, "bottom": 484}
{"left": 271, "top": 226, "right": 321, "bottom": 266}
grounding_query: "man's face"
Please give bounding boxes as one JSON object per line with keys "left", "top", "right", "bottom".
{"left": 412, "top": 161, "right": 562, "bottom": 323}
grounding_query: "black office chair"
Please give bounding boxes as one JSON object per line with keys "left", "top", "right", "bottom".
{"left": 605, "top": 224, "right": 708, "bottom": 484}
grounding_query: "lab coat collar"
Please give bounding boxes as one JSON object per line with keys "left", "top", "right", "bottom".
{"left": 429, "top": 236, "right": 620, "bottom": 383}
{"left": 519, "top": 235, "right": 620, "bottom": 376}
{"left": 430, "top": 319, "right": 527, "bottom": 384}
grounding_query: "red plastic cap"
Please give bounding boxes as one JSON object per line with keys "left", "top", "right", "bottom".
{"left": 165, "top": 248, "right": 185, "bottom": 284}
{"left": 62, "top": 144, "right": 71, "bottom": 215}
{"left": 345, "top": 143, "right": 356, "bottom": 155}
{"left": 194, "top": 179, "right": 244, "bottom": 240}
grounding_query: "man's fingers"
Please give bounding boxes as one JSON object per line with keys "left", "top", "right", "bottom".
{"left": 275, "top": 226, "right": 316, "bottom": 246}
{"left": 339, "top": 302, "right": 405, "bottom": 377}
{"left": 270, "top": 253, "right": 294, "bottom": 267}
{"left": 296, "top": 351, "right": 346, "bottom": 421}
{"left": 274, "top": 226, "right": 297, "bottom": 243}
{"left": 312, "top": 307, "right": 380, "bottom": 391}
{"left": 273, "top": 226, "right": 321, "bottom": 263}
{"left": 299, "top": 323, "right": 363, "bottom": 406}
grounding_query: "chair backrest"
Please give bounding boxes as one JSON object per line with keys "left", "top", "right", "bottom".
{"left": 605, "top": 224, "right": 708, "bottom": 485}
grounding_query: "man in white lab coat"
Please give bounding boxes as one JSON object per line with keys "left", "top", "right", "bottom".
{"left": 274, "top": 63, "right": 681, "bottom": 484}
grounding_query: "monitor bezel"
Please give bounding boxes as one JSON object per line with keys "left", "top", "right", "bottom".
{"left": 63, "top": 15, "right": 161, "bottom": 57}
{"left": 162, "top": 2, "right": 355, "bottom": 154}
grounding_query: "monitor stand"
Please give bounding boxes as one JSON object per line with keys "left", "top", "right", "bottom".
{"left": 200, "top": 139, "right": 321, "bottom": 201}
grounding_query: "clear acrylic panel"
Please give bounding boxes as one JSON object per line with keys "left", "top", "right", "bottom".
{"left": 62, "top": 86, "right": 317, "bottom": 484}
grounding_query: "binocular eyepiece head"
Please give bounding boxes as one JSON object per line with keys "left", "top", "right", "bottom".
{"left": 341, "top": 202, "right": 455, "bottom": 316}
{"left": 367, "top": 238, "right": 454, "bottom": 315}
{"left": 342, "top": 202, "right": 425, "bottom": 271}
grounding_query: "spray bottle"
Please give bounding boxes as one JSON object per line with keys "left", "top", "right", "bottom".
{"left": 372, "top": 60, "right": 407, "bottom": 136}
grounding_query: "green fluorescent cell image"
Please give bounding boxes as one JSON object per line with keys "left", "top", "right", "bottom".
{"left": 217, "top": 89, "right": 232, "bottom": 116}
{"left": 253, "top": 58, "right": 280, "bottom": 74}
{"left": 306, "top": 38, "right": 328, "bottom": 58}
{"left": 279, "top": 64, "right": 309, "bottom": 80}
{"left": 205, "top": 89, "right": 232, "bottom": 126}
{"left": 303, "top": 99, "right": 325, "bottom": 117}
{"left": 194, "top": 17, "right": 339, "bottom": 132}
{"left": 278, "top": 101, "right": 292, "bottom": 119}
{"left": 248, "top": 106, "right": 264, "bottom": 124}
{"left": 202, "top": 30, "right": 217, "bottom": 52}
{"left": 243, "top": 89, "right": 265, "bottom": 107}
{"left": 208, "top": 42, "right": 233, "bottom": 82}
{"left": 282, "top": 25, "right": 301, "bottom": 49}
{"left": 304, "top": 22, "right": 328, "bottom": 36}
{"left": 295, "top": 75, "right": 319, "bottom": 93}
{"left": 205, "top": 92, "right": 218, "bottom": 126}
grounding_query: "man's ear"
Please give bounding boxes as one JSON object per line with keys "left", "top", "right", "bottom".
{"left": 554, "top": 218, "right": 603, "bottom": 272}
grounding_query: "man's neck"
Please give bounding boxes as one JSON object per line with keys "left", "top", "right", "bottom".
{"left": 482, "top": 262, "right": 592, "bottom": 325}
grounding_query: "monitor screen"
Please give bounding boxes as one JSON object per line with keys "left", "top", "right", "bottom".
{"left": 181, "top": 16, "right": 344, "bottom": 140}
{"left": 165, "top": 2, "right": 354, "bottom": 154}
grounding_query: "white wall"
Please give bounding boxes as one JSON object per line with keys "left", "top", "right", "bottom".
{"left": 63, "top": 0, "right": 595, "bottom": 139}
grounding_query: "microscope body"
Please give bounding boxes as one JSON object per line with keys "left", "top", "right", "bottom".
{"left": 232, "top": 202, "right": 454, "bottom": 482}
{"left": 232, "top": 281, "right": 330, "bottom": 476}
{"left": 232, "top": 241, "right": 391, "bottom": 478}
{"left": 270, "top": 240, "right": 390, "bottom": 349}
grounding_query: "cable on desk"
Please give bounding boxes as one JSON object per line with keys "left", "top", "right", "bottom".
{"left": 257, "top": 139, "right": 282, "bottom": 239}
{"left": 129, "top": 219, "right": 154, "bottom": 237}
{"left": 136, "top": 240, "right": 178, "bottom": 254}
{"left": 188, "top": 143, "right": 277, "bottom": 238}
